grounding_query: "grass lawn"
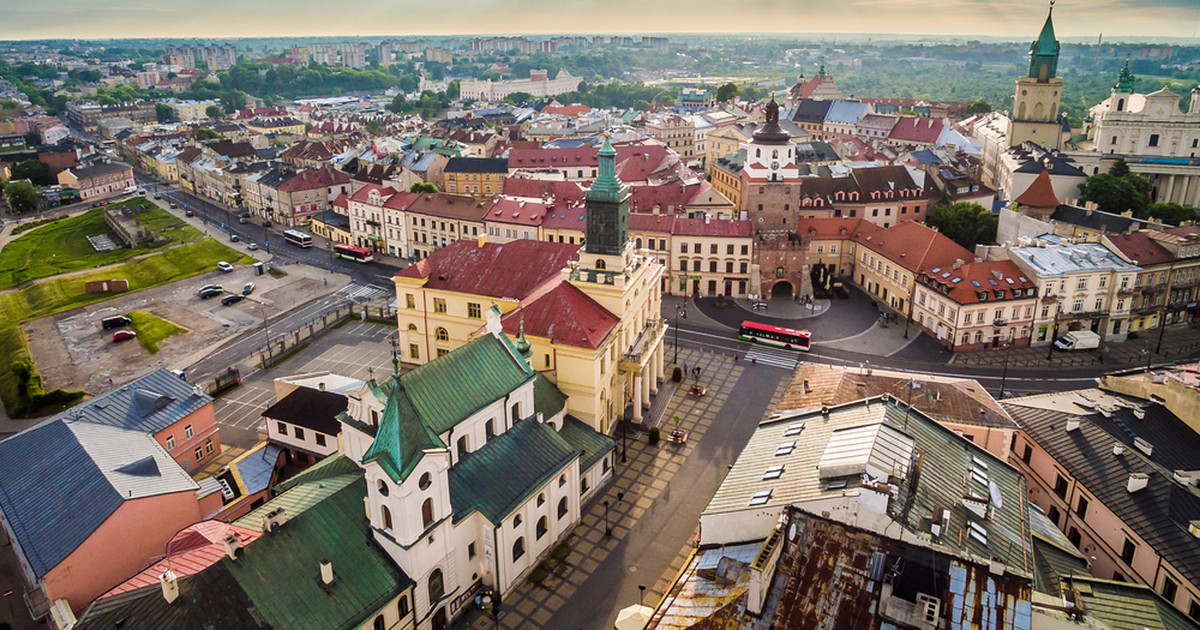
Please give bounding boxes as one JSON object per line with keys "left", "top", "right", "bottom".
{"left": 0, "top": 199, "right": 202, "bottom": 290}
{"left": 127, "top": 310, "right": 187, "bottom": 353}
{"left": 0, "top": 326, "right": 85, "bottom": 419}
{"left": 0, "top": 238, "right": 254, "bottom": 327}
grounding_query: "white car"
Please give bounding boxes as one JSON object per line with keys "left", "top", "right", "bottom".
{"left": 217, "top": 261, "right": 234, "bottom": 272}
{"left": 246, "top": 242, "right": 259, "bottom": 250}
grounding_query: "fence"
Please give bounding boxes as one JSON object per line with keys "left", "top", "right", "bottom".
{"left": 249, "top": 298, "right": 397, "bottom": 370}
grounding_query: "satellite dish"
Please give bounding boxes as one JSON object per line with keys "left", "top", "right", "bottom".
{"left": 989, "top": 481, "right": 1003, "bottom": 510}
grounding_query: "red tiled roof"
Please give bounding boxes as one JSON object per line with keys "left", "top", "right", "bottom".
{"left": 614, "top": 145, "right": 672, "bottom": 183}
{"left": 332, "top": 193, "right": 349, "bottom": 209}
{"left": 628, "top": 181, "right": 705, "bottom": 213}
{"left": 396, "top": 239, "right": 580, "bottom": 300}
{"left": 501, "top": 177, "right": 587, "bottom": 205}
{"left": 348, "top": 184, "right": 397, "bottom": 203}
{"left": 486, "top": 196, "right": 551, "bottom": 227}
{"left": 277, "top": 168, "right": 351, "bottom": 193}
{"left": 540, "top": 203, "right": 587, "bottom": 231}
{"left": 101, "top": 521, "right": 261, "bottom": 597}
{"left": 500, "top": 282, "right": 617, "bottom": 349}
{"left": 920, "top": 260, "right": 1036, "bottom": 305}
{"left": 383, "top": 191, "right": 420, "bottom": 211}
{"left": 797, "top": 217, "right": 883, "bottom": 241}
{"left": 1014, "top": 170, "right": 1060, "bottom": 208}
{"left": 509, "top": 146, "right": 596, "bottom": 169}
{"left": 888, "top": 116, "right": 944, "bottom": 144}
{"left": 672, "top": 217, "right": 754, "bottom": 238}
{"left": 856, "top": 220, "right": 973, "bottom": 273}
{"left": 405, "top": 193, "right": 491, "bottom": 221}
{"left": 1105, "top": 232, "right": 1175, "bottom": 266}
{"left": 543, "top": 103, "right": 593, "bottom": 117}
{"left": 629, "top": 213, "right": 677, "bottom": 234}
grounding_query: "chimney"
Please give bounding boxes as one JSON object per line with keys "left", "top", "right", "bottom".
{"left": 1126, "top": 472, "right": 1149, "bottom": 493}
{"left": 160, "top": 569, "right": 180, "bottom": 604}
{"left": 704, "top": 213, "right": 711, "bottom": 224}
{"left": 320, "top": 559, "right": 335, "bottom": 585}
{"left": 318, "top": 382, "right": 326, "bottom": 391}
{"left": 262, "top": 507, "right": 287, "bottom": 533}
{"left": 477, "top": 233, "right": 486, "bottom": 248}
{"left": 223, "top": 533, "right": 241, "bottom": 560}
{"left": 1112, "top": 443, "right": 1126, "bottom": 456}
{"left": 1065, "top": 418, "right": 1081, "bottom": 432}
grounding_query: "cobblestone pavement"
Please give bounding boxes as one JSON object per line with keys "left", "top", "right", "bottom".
{"left": 949, "top": 324, "right": 1200, "bottom": 369}
{"left": 453, "top": 347, "right": 789, "bottom": 629}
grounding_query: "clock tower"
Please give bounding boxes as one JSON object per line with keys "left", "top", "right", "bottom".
{"left": 742, "top": 98, "right": 800, "bottom": 183}
{"left": 1008, "top": 1, "right": 1065, "bottom": 149}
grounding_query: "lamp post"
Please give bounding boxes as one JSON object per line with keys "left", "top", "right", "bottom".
{"left": 639, "top": 584, "right": 646, "bottom": 606}
{"left": 603, "top": 500, "right": 611, "bottom": 538}
{"left": 621, "top": 416, "right": 627, "bottom": 463}
{"left": 1155, "top": 262, "right": 1176, "bottom": 354}
{"left": 672, "top": 302, "right": 687, "bottom": 366}
{"left": 1046, "top": 304, "right": 1061, "bottom": 362}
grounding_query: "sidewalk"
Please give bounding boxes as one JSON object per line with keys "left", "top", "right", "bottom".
{"left": 950, "top": 324, "right": 1200, "bottom": 369}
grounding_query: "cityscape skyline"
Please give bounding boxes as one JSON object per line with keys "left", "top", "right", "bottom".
{"left": 2, "top": 0, "right": 1198, "bottom": 41}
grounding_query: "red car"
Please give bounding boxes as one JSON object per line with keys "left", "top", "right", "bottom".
{"left": 112, "top": 330, "right": 137, "bottom": 342}
{"left": 169, "top": 203, "right": 179, "bottom": 209}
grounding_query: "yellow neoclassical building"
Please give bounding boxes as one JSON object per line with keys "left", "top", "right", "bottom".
{"left": 395, "top": 137, "right": 666, "bottom": 433}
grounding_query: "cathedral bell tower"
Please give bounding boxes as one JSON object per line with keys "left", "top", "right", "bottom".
{"left": 1008, "top": 1, "right": 1065, "bottom": 150}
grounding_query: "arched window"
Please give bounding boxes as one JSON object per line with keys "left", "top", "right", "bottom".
{"left": 398, "top": 594, "right": 410, "bottom": 617}
{"left": 512, "top": 537, "right": 526, "bottom": 561}
{"left": 635, "top": 237, "right": 642, "bottom": 249}
{"left": 975, "top": 331, "right": 983, "bottom": 343}
{"left": 374, "top": 615, "right": 386, "bottom": 630}
{"left": 537, "top": 493, "right": 545, "bottom": 506}
{"left": 382, "top": 505, "right": 393, "bottom": 530}
{"left": 422, "top": 498, "right": 434, "bottom": 528}
{"left": 596, "top": 259, "right": 606, "bottom": 270}
{"left": 513, "top": 514, "right": 523, "bottom": 528}
{"left": 435, "top": 327, "right": 449, "bottom": 342}
{"left": 961, "top": 332, "right": 969, "bottom": 345}
{"left": 377, "top": 479, "right": 389, "bottom": 497}
{"left": 428, "top": 569, "right": 444, "bottom": 603}
{"left": 536, "top": 516, "right": 548, "bottom": 540}
{"left": 558, "top": 497, "right": 569, "bottom": 519}
{"left": 408, "top": 323, "right": 418, "bottom": 332}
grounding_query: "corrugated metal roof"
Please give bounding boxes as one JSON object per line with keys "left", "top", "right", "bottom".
{"left": 532, "top": 372, "right": 567, "bottom": 418}
{"left": 558, "top": 415, "right": 614, "bottom": 473}
{"left": 59, "top": 369, "right": 212, "bottom": 435}
{"left": 1067, "top": 576, "right": 1200, "bottom": 630}
{"left": 70, "top": 422, "right": 199, "bottom": 500}
{"left": 448, "top": 418, "right": 577, "bottom": 524}
{"left": 75, "top": 563, "right": 269, "bottom": 630}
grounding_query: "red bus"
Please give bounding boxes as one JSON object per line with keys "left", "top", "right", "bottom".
{"left": 333, "top": 244, "right": 375, "bottom": 263}
{"left": 738, "top": 320, "right": 812, "bottom": 351}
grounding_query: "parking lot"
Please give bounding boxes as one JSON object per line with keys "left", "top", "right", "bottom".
{"left": 23, "top": 261, "right": 347, "bottom": 395}
{"left": 211, "top": 320, "right": 398, "bottom": 449}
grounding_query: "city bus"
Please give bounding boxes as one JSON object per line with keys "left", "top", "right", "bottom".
{"left": 333, "top": 244, "right": 374, "bottom": 263}
{"left": 282, "top": 229, "right": 313, "bottom": 248}
{"left": 738, "top": 320, "right": 812, "bottom": 351}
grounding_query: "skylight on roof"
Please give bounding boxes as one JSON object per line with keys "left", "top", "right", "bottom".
{"left": 930, "top": 267, "right": 941, "bottom": 274}
{"left": 749, "top": 490, "right": 773, "bottom": 506}
{"left": 942, "top": 272, "right": 952, "bottom": 278}
{"left": 952, "top": 278, "right": 962, "bottom": 284}
{"left": 1005, "top": 277, "right": 1014, "bottom": 284}
{"left": 988, "top": 278, "right": 998, "bottom": 286}
{"left": 970, "top": 280, "right": 980, "bottom": 287}
{"left": 763, "top": 465, "right": 784, "bottom": 480}
{"left": 783, "top": 423, "right": 804, "bottom": 437}
{"left": 775, "top": 442, "right": 795, "bottom": 456}
{"left": 969, "top": 521, "right": 988, "bottom": 545}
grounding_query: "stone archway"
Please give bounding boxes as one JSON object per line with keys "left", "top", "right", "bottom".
{"left": 770, "top": 280, "right": 794, "bottom": 300}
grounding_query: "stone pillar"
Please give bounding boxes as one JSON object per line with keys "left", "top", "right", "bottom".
{"left": 1191, "top": 175, "right": 1200, "bottom": 209}
{"left": 650, "top": 348, "right": 660, "bottom": 395}
{"left": 633, "top": 373, "right": 644, "bottom": 422}
{"left": 642, "top": 366, "right": 652, "bottom": 409}
{"left": 1163, "top": 175, "right": 1176, "bottom": 204}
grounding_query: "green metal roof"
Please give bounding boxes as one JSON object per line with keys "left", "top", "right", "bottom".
{"left": 1027, "top": 7, "right": 1060, "bottom": 80}
{"left": 532, "top": 372, "right": 567, "bottom": 419}
{"left": 558, "top": 415, "right": 614, "bottom": 473}
{"left": 586, "top": 136, "right": 625, "bottom": 203}
{"left": 363, "top": 334, "right": 535, "bottom": 482}
{"left": 233, "top": 461, "right": 358, "bottom": 530}
{"left": 447, "top": 418, "right": 578, "bottom": 524}
{"left": 1068, "top": 576, "right": 1200, "bottom": 630}
{"left": 1114, "top": 59, "right": 1137, "bottom": 94}
{"left": 226, "top": 477, "right": 413, "bottom": 630}
{"left": 272, "top": 453, "right": 361, "bottom": 494}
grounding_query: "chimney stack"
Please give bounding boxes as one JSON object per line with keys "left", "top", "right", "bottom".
{"left": 1127, "top": 472, "right": 1149, "bottom": 494}
{"left": 160, "top": 569, "right": 180, "bottom": 604}
{"left": 223, "top": 533, "right": 241, "bottom": 560}
{"left": 320, "top": 559, "right": 335, "bottom": 585}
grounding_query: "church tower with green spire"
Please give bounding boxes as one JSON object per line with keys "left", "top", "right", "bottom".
{"left": 583, "top": 134, "right": 629, "bottom": 257}
{"left": 1008, "top": 1, "right": 1066, "bottom": 150}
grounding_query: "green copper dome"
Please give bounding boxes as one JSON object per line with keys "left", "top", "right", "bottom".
{"left": 1113, "top": 59, "right": 1137, "bottom": 94}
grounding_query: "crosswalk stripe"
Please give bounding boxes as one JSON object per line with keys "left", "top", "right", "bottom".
{"left": 744, "top": 347, "right": 800, "bottom": 370}
{"left": 338, "top": 283, "right": 390, "bottom": 301}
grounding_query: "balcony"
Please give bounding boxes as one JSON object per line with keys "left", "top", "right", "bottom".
{"left": 1040, "top": 293, "right": 1061, "bottom": 304}
{"left": 993, "top": 318, "right": 1007, "bottom": 327}
{"left": 1118, "top": 287, "right": 1134, "bottom": 295}
{"left": 621, "top": 318, "right": 665, "bottom": 370}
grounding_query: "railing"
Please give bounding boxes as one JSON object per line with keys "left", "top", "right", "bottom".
{"left": 621, "top": 318, "right": 665, "bottom": 366}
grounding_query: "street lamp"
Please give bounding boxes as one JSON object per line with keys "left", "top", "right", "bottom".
{"left": 672, "top": 302, "right": 687, "bottom": 366}
{"left": 621, "top": 417, "right": 627, "bottom": 463}
{"left": 1046, "top": 304, "right": 1061, "bottom": 362}
{"left": 638, "top": 585, "right": 646, "bottom": 606}
{"left": 603, "top": 500, "right": 611, "bottom": 538}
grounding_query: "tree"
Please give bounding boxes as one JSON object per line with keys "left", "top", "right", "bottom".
{"left": 195, "top": 127, "right": 221, "bottom": 141}
{"left": 715, "top": 82, "right": 739, "bottom": 102}
{"left": 503, "top": 91, "right": 533, "bottom": 105}
{"left": 11, "top": 160, "right": 53, "bottom": 186}
{"left": 155, "top": 102, "right": 175, "bottom": 123}
{"left": 50, "top": 94, "right": 69, "bottom": 115}
{"left": 926, "top": 202, "right": 998, "bottom": 250}
{"left": 1078, "top": 172, "right": 1148, "bottom": 217}
{"left": 965, "top": 100, "right": 991, "bottom": 115}
{"left": 445, "top": 79, "right": 460, "bottom": 99}
{"left": 1108, "top": 158, "right": 1131, "bottom": 178}
{"left": 5, "top": 181, "right": 39, "bottom": 212}
{"left": 365, "top": 119, "right": 382, "bottom": 136}
{"left": 205, "top": 104, "right": 224, "bottom": 119}
{"left": 410, "top": 182, "right": 438, "bottom": 193}
{"left": 1146, "top": 202, "right": 1198, "bottom": 226}
{"left": 23, "top": 130, "right": 40, "bottom": 147}
{"left": 220, "top": 90, "right": 247, "bottom": 114}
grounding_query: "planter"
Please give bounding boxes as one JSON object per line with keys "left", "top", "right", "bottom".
{"left": 648, "top": 426, "right": 660, "bottom": 445}
{"left": 672, "top": 366, "right": 683, "bottom": 382}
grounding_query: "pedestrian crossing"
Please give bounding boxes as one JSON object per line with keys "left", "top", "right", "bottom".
{"left": 337, "top": 283, "right": 390, "bottom": 302}
{"left": 744, "top": 346, "right": 802, "bottom": 370}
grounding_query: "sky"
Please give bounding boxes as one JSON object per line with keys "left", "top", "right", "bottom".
{"left": 0, "top": 0, "right": 1197, "bottom": 40}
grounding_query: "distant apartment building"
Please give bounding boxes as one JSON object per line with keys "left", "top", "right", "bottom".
{"left": 164, "top": 45, "right": 237, "bottom": 71}
{"left": 57, "top": 162, "right": 135, "bottom": 200}
{"left": 65, "top": 101, "right": 156, "bottom": 132}
{"left": 458, "top": 69, "right": 582, "bottom": 101}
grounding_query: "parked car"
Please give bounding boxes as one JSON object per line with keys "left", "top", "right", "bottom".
{"left": 137, "top": 189, "right": 147, "bottom": 195}
{"left": 221, "top": 293, "right": 243, "bottom": 306}
{"left": 217, "top": 261, "right": 233, "bottom": 272}
{"left": 230, "top": 234, "right": 240, "bottom": 243}
{"left": 112, "top": 330, "right": 137, "bottom": 342}
{"left": 246, "top": 242, "right": 259, "bottom": 250}
{"left": 197, "top": 284, "right": 222, "bottom": 295}
{"left": 169, "top": 203, "right": 178, "bottom": 209}
{"left": 154, "top": 193, "right": 162, "bottom": 200}
{"left": 185, "top": 209, "right": 194, "bottom": 217}
{"left": 91, "top": 202, "right": 101, "bottom": 208}
{"left": 242, "top": 282, "right": 255, "bottom": 295}
{"left": 199, "top": 287, "right": 223, "bottom": 299}
{"left": 262, "top": 220, "right": 272, "bottom": 228}
{"left": 101, "top": 315, "right": 132, "bottom": 330}
{"left": 238, "top": 216, "right": 248, "bottom": 224}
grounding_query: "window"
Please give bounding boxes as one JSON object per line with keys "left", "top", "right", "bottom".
{"left": 467, "top": 302, "right": 481, "bottom": 319}
{"left": 1162, "top": 574, "right": 1178, "bottom": 603}
{"left": 1121, "top": 537, "right": 1136, "bottom": 565}
{"left": 294, "top": 427, "right": 305, "bottom": 440}
{"left": 377, "top": 479, "right": 389, "bottom": 497}
{"left": 1188, "top": 600, "right": 1200, "bottom": 622}
{"left": 693, "top": 260, "right": 701, "bottom": 272}
{"left": 435, "top": 327, "right": 449, "bottom": 342}
{"left": 693, "top": 243, "right": 701, "bottom": 254}
{"left": 558, "top": 497, "right": 569, "bottom": 519}
{"left": 1076, "top": 278, "right": 1087, "bottom": 291}
{"left": 419, "top": 473, "right": 432, "bottom": 490}
{"left": 558, "top": 474, "right": 566, "bottom": 487}
{"left": 1149, "top": 133, "right": 1160, "bottom": 147}
{"left": 457, "top": 436, "right": 468, "bottom": 459}
{"left": 410, "top": 343, "right": 420, "bottom": 360}
{"left": 433, "top": 298, "right": 447, "bottom": 313}
{"left": 406, "top": 293, "right": 415, "bottom": 309}
{"left": 1054, "top": 474, "right": 1068, "bottom": 499}
{"left": 727, "top": 244, "right": 734, "bottom": 255}
{"left": 428, "top": 569, "right": 444, "bottom": 603}
{"left": 373, "top": 616, "right": 386, "bottom": 630}
{"left": 486, "top": 419, "right": 495, "bottom": 438}
{"left": 468, "top": 542, "right": 477, "bottom": 558}
{"left": 1072, "top": 299, "right": 1084, "bottom": 313}
{"left": 205, "top": 439, "right": 213, "bottom": 455}
{"left": 581, "top": 476, "right": 589, "bottom": 494}
{"left": 1022, "top": 444, "right": 1033, "bottom": 464}
{"left": 166, "top": 435, "right": 176, "bottom": 449}
{"left": 709, "top": 261, "right": 717, "bottom": 273}
{"left": 679, "top": 260, "right": 687, "bottom": 272}
{"left": 1047, "top": 505, "right": 1060, "bottom": 525}
{"left": 740, "top": 262, "right": 748, "bottom": 274}
{"left": 315, "top": 433, "right": 326, "bottom": 447}
{"left": 536, "top": 516, "right": 548, "bottom": 539}
{"left": 1075, "top": 495, "right": 1089, "bottom": 519}
{"left": 512, "top": 537, "right": 526, "bottom": 561}
{"left": 741, "top": 245, "right": 749, "bottom": 255}
{"left": 537, "top": 493, "right": 545, "bottom": 507}
{"left": 194, "top": 446, "right": 203, "bottom": 461}
{"left": 422, "top": 498, "right": 434, "bottom": 527}
{"left": 184, "top": 424, "right": 194, "bottom": 439}
{"left": 398, "top": 595, "right": 410, "bottom": 618}
{"left": 679, "top": 242, "right": 687, "bottom": 253}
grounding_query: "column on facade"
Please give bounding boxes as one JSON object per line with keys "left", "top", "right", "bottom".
{"left": 1191, "top": 175, "right": 1200, "bottom": 209}
{"left": 633, "top": 373, "right": 644, "bottom": 422}
{"left": 650, "top": 347, "right": 660, "bottom": 395}
{"left": 1163, "top": 175, "right": 1176, "bottom": 204}
{"left": 641, "top": 365, "right": 652, "bottom": 411}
